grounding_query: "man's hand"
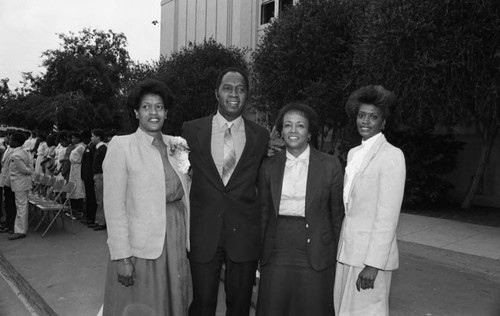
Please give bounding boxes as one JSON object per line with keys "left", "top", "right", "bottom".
{"left": 116, "top": 257, "right": 135, "bottom": 287}
{"left": 356, "top": 265, "right": 378, "bottom": 291}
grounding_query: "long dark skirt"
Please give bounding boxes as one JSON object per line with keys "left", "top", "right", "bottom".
{"left": 102, "top": 200, "right": 191, "bottom": 316}
{"left": 256, "top": 216, "right": 335, "bottom": 316}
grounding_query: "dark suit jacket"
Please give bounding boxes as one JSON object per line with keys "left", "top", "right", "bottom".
{"left": 81, "top": 143, "right": 95, "bottom": 182}
{"left": 182, "top": 115, "right": 270, "bottom": 263}
{"left": 259, "top": 147, "right": 344, "bottom": 271}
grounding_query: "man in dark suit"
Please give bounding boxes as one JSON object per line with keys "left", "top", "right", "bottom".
{"left": 81, "top": 131, "right": 97, "bottom": 226}
{"left": 182, "top": 67, "right": 269, "bottom": 316}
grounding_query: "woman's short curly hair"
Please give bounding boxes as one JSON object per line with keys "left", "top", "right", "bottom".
{"left": 275, "top": 102, "right": 319, "bottom": 137}
{"left": 345, "top": 85, "right": 396, "bottom": 120}
{"left": 127, "top": 79, "right": 173, "bottom": 112}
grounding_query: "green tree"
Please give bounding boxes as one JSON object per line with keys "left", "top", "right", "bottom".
{"left": 353, "top": 0, "right": 500, "bottom": 209}
{"left": 252, "top": 0, "right": 367, "bottom": 150}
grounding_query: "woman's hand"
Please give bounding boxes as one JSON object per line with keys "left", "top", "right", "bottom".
{"left": 356, "top": 265, "right": 379, "bottom": 291}
{"left": 116, "top": 257, "right": 135, "bottom": 287}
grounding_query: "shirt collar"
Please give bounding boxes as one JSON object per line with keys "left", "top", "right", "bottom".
{"left": 286, "top": 145, "right": 310, "bottom": 163}
{"left": 96, "top": 141, "right": 105, "bottom": 148}
{"left": 214, "top": 111, "right": 243, "bottom": 131}
{"left": 361, "top": 132, "right": 383, "bottom": 150}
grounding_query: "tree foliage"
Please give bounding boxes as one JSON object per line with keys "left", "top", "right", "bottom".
{"left": 352, "top": 0, "right": 500, "bottom": 209}
{"left": 155, "top": 39, "right": 248, "bottom": 135}
{"left": 252, "top": 0, "right": 368, "bottom": 148}
{"left": 0, "top": 28, "right": 131, "bottom": 131}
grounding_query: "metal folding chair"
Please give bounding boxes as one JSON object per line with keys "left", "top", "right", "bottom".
{"left": 35, "top": 181, "right": 76, "bottom": 237}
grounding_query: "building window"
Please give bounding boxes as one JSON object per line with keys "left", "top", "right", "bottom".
{"left": 261, "top": 1, "right": 275, "bottom": 25}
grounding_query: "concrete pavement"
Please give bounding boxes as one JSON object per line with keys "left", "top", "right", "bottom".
{"left": 398, "top": 213, "right": 500, "bottom": 260}
{"left": 0, "top": 211, "right": 498, "bottom": 315}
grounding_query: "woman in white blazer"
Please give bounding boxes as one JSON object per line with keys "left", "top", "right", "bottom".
{"left": 334, "top": 85, "right": 406, "bottom": 316}
{"left": 101, "top": 79, "right": 191, "bottom": 316}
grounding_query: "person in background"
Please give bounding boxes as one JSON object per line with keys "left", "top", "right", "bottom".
{"left": 91, "top": 128, "right": 107, "bottom": 231}
{"left": 68, "top": 131, "right": 86, "bottom": 218}
{"left": 41, "top": 134, "right": 57, "bottom": 175}
{"left": 0, "top": 139, "right": 4, "bottom": 226}
{"left": 102, "top": 79, "right": 191, "bottom": 315}
{"left": 59, "top": 133, "right": 74, "bottom": 182}
{"left": 334, "top": 85, "right": 406, "bottom": 316}
{"left": 256, "top": 103, "right": 343, "bottom": 316}
{"left": 81, "top": 130, "right": 97, "bottom": 227}
{"left": 7, "top": 133, "right": 32, "bottom": 240}
{"left": 182, "top": 67, "right": 269, "bottom": 316}
{"left": 34, "top": 132, "right": 48, "bottom": 174}
{"left": 22, "top": 131, "right": 36, "bottom": 161}
{"left": 53, "top": 131, "right": 68, "bottom": 179}
{"left": 0, "top": 136, "right": 15, "bottom": 234}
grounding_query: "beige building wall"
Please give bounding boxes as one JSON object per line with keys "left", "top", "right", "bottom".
{"left": 160, "top": 0, "right": 263, "bottom": 57}
{"left": 160, "top": 0, "right": 298, "bottom": 57}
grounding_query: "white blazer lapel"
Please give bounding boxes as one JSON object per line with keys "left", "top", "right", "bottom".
{"left": 348, "top": 135, "right": 387, "bottom": 202}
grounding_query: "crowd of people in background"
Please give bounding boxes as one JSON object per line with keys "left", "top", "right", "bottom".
{"left": 0, "top": 128, "right": 114, "bottom": 239}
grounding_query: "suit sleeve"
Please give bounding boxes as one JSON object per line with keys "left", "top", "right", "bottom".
{"left": 329, "top": 157, "right": 344, "bottom": 244}
{"left": 103, "top": 137, "right": 131, "bottom": 260}
{"left": 364, "top": 148, "right": 406, "bottom": 269}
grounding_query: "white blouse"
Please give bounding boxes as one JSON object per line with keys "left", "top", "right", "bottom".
{"left": 278, "top": 146, "right": 310, "bottom": 217}
{"left": 343, "top": 132, "right": 383, "bottom": 208}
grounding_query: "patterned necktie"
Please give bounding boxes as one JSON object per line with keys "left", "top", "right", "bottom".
{"left": 222, "top": 122, "right": 236, "bottom": 185}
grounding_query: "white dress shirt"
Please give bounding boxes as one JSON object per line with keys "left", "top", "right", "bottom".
{"left": 211, "top": 111, "right": 246, "bottom": 179}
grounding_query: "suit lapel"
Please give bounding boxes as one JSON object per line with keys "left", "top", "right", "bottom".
{"left": 270, "top": 152, "right": 286, "bottom": 217}
{"left": 225, "top": 118, "right": 258, "bottom": 188}
{"left": 348, "top": 134, "right": 387, "bottom": 199}
{"left": 194, "top": 116, "right": 226, "bottom": 190}
{"left": 305, "top": 148, "right": 322, "bottom": 214}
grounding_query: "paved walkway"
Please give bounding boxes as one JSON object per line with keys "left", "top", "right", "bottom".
{"left": 397, "top": 213, "right": 500, "bottom": 260}
{"left": 0, "top": 212, "right": 498, "bottom": 315}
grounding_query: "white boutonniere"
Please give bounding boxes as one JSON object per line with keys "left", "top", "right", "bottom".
{"left": 169, "top": 136, "right": 190, "bottom": 174}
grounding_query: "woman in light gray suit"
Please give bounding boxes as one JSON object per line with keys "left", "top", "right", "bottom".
{"left": 334, "top": 86, "right": 406, "bottom": 316}
{"left": 101, "top": 79, "right": 191, "bottom": 316}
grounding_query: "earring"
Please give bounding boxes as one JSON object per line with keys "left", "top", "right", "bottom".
{"left": 308, "top": 135, "right": 311, "bottom": 141}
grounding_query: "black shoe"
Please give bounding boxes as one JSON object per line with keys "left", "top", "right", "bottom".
{"left": 87, "top": 223, "right": 98, "bottom": 228}
{"left": 0, "top": 227, "right": 9, "bottom": 233}
{"left": 8, "top": 233, "right": 26, "bottom": 240}
{"left": 93, "top": 225, "right": 106, "bottom": 231}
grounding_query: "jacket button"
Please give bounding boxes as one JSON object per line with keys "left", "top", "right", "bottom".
{"left": 233, "top": 228, "right": 236, "bottom": 232}
{"left": 307, "top": 238, "right": 310, "bottom": 243}
{"left": 305, "top": 224, "right": 309, "bottom": 228}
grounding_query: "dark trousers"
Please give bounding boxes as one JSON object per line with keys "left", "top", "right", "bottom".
{"left": 3, "top": 186, "right": 16, "bottom": 230}
{"left": 83, "top": 178, "right": 96, "bottom": 223}
{"left": 189, "top": 247, "right": 258, "bottom": 316}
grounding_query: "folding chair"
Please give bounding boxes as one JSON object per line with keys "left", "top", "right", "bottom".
{"left": 29, "top": 175, "right": 56, "bottom": 225}
{"left": 32, "top": 178, "right": 66, "bottom": 229}
{"left": 35, "top": 181, "right": 76, "bottom": 237}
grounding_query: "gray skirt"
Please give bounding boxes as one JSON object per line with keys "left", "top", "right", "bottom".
{"left": 256, "top": 215, "right": 335, "bottom": 316}
{"left": 103, "top": 200, "right": 191, "bottom": 316}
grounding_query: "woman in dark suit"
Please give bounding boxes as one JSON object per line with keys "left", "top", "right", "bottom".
{"left": 334, "top": 85, "right": 406, "bottom": 316}
{"left": 256, "top": 103, "right": 344, "bottom": 316}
